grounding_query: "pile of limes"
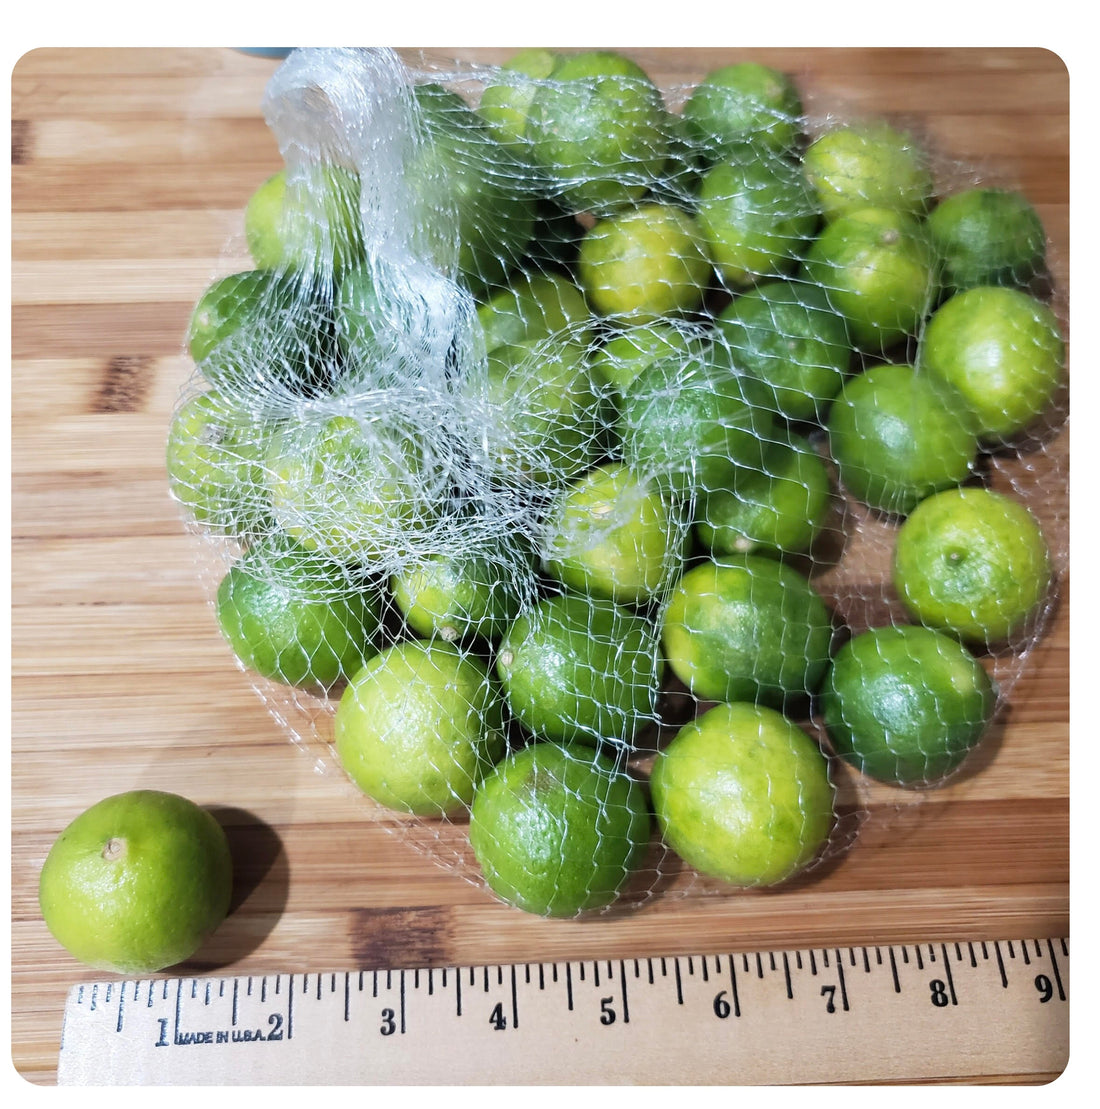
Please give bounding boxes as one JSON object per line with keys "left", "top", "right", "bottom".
{"left": 164, "top": 48, "right": 1065, "bottom": 920}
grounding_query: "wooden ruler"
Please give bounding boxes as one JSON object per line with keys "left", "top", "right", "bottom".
{"left": 56, "top": 936, "right": 1069, "bottom": 1085}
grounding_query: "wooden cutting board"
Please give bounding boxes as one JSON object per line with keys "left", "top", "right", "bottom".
{"left": 11, "top": 47, "right": 1070, "bottom": 1085}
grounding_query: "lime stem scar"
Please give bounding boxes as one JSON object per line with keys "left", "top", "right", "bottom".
{"left": 102, "top": 837, "right": 127, "bottom": 862}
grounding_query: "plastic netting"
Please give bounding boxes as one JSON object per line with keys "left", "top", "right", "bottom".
{"left": 167, "top": 47, "right": 1069, "bottom": 917}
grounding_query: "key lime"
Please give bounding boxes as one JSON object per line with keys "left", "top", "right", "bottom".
{"left": 618, "top": 344, "right": 775, "bottom": 497}
{"left": 525, "top": 50, "right": 669, "bottom": 216}
{"left": 215, "top": 535, "right": 385, "bottom": 692}
{"left": 478, "top": 49, "right": 563, "bottom": 154}
{"left": 541, "top": 461, "right": 690, "bottom": 604}
{"left": 469, "top": 740, "right": 651, "bottom": 917}
{"left": 826, "top": 361, "right": 978, "bottom": 516}
{"left": 821, "top": 623, "right": 998, "bottom": 787}
{"left": 917, "top": 285, "right": 1065, "bottom": 444}
{"left": 578, "top": 201, "right": 712, "bottom": 323}
{"left": 496, "top": 592, "right": 665, "bottom": 748}
{"left": 165, "top": 388, "right": 275, "bottom": 539}
{"left": 661, "top": 553, "right": 834, "bottom": 708}
{"left": 650, "top": 702, "right": 835, "bottom": 887}
{"left": 713, "top": 278, "right": 852, "bottom": 423}
{"left": 893, "top": 486, "right": 1054, "bottom": 645}
{"left": 681, "top": 62, "right": 803, "bottom": 160}
{"left": 39, "top": 790, "right": 233, "bottom": 974}
{"left": 476, "top": 270, "right": 593, "bottom": 354}
{"left": 696, "top": 431, "right": 832, "bottom": 559}
{"left": 696, "top": 148, "right": 820, "bottom": 289}
{"left": 335, "top": 640, "right": 507, "bottom": 817}
{"left": 802, "top": 119, "right": 933, "bottom": 223}
{"left": 589, "top": 320, "right": 700, "bottom": 395}
{"left": 927, "top": 186, "right": 1047, "bottom": 293}
{"left": 802, "top": 206, "right": 938, "bottom": 352}
{"left": 187, "top": 268, "right": 302, "bottom": 365}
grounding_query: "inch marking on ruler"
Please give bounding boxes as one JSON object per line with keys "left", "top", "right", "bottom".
{"left": 57, "top": 937, "right": 1070, "bottom": 1086}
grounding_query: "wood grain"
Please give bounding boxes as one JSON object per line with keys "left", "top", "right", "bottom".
{"left": 10, "top": 47, "right": 1070, "bottom": 1086}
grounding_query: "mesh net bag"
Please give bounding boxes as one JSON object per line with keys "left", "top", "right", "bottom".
{"left": 166, "top": 47, "right": 1069, "bottom": 918}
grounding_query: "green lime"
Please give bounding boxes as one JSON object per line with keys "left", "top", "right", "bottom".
{"left": 893, "top": 486, "right": 1054, "bottom": 645}
{"left": 215, "top": 535, "right": 385, "bottom": 692}
{"left": 334, "top": 639, "right": 507, "bottom": 817}
{"left": 476, "top": 270, "right": 593, "bottom": 354}
{"left": 39, "top": 790, "right": 233, "bottom": 974}
{"left": 541, "top": 461, "right": 690, "bottom": 604}
{"left": 333, "top": 264, "right": 402, "bottom": 373}
{"left": 696, "top": 148, "right": 820, "bottom": 289}
{"left": 465, "top": 336, "right": 604, "bottom": 487}
{"left": 525, "top": 50, "right": 670, "bottom": 216}
{"left": 802, "top": 119, "right": 934, "bottom": 223}
{"left": 696, "top": 431, "right": 832, "bottom": 559}
{"left": 391, "top": 541, "right": 538, "bottom": 644}
{"left": 917, "top": 285, "right": 1065, "bottom": 444}
{"left": 496, "top": 592, "right": 665, "bottom": 748}
{"left": 661, "top": 553, "right": 833, "bottom": 707}
{"left": 188, "top": 268, "right": 301, "bottom": 365}
{"left": 469, "top": 740, "right": 651, "bottom": 917}
{"left": 589, "top": 320, "right": 700, "bottom": 394}
{"left": 244, "top": 164, "right": 365, "bottom": 281}
{"left": 713, "top": 278, "right": 852, "bottom": 423}
{"left": 826, "top": 361, "right": 978, "bottom": 516}
{"left": 927, "top": 186, "right": 1047, "bottom": 293}
{"left": 165, "top": 388, "right": 275, "bottom": 539}
{"left": 404, "top": 83, "right": 537, "bottom": 294}
{"left": 650, "top": 702, "right": 835, "bottom": 887}
{"left": 577, "top": 201, "right": 712, "bottom": 322}
{"left": 821, "top": 623, "right": 998, "bottom": 787}
{"left": 266, "top": 412, "right": 443, "bottom": 566}
{"left": 802, "top": 206, "right": 938, "bottom": 352}
{"left": 478, "top": 49, "right": 562, "bottom": 154}
{"left": 681, "top": 62, "right": 803, "bottom": 160}
{"left": 617, "top": 344, "right": 775, "bottom": 497}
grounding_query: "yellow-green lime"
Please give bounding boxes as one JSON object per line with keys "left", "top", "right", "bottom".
{"left": 187, "top": 268, "right": 302, "bottom": 365}
{"left": 917, "top": 285, "right": 1065, "bottom": 444}
{"left": 696, "top": 431, "right": 832, "bottom": 559}
{"left": 215, "top": 535, "right": 385, "bottom": 692}
{"left": 391, "top": 541, "right": 538, "bottom": 644}
{"left": 826, "top": 362, "right": 978, "bottom": 516}
{"left": 496, "top": 592, "right": 665, "bottom": 748}
{"left": 589, "top": 320, "right": 700, "bottom": 394}
{"left": 821, "top": 623, "right": 997, "bottom": 787}
{"left": 39, "top": 790, "right": 233, "bottom": 974}
{"left": 165, "top": 388, "right": 275, "bottom": 539}
{"left": 335, "top": 640, "right": 507, "bottom": 817}
{"left": 541, "top": 461, "right": 690, "bottom": 604}
{"left": 662, "top": 553, "right": 833, "bottom": 707}
{"left": 476, "top": 270, "right": 593, "bottom": 354}
{"left": 802, "top": 119, "right": 933, "bottom": 223}
{"left": 802, "top": 206, "right": 938, "bottom": 352}
{"left": 927, "top": 186, "right": 1047, "bottom": 293}
{"left": 893, "top": 486, "right": 1054, "bottom": 645}
{"left": 478, "top": 49, "right": 563, "bottom": 154}
{"left": 525, "top": 50, "right": 670, "bottom": 216}
{"left": 578, "top": 201, "right": 712, "bottom": 323}
{"left": 696, "top": 148, "right": 820, "bottom": 289}
{"left": 681, "top": 62, "right": 803, "bottom": 160}
{"left": 617, "top": 344, "right": 775, "bottom": 497}
{"left": 469, "top": 741, "right": 651, "bottom": 917}
{"left": 713, "top": 278, "right": 852, "bottom": 423}
{"left": 650, "top": 702, "right": 835, "bottom": 887}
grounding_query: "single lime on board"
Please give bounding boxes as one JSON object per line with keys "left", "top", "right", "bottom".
{"left": 893, "top": 486, "right": 1054, "bottom": 645}
{"left": 469, "top": 741, "right": 651, "bottom": 917}
{"left": 650, "top": 702, "right": 835, "bottom": 887}
{"left": 215, "top": 535, "right": 385, "bottom": 692}
{"left": 661, "top": 553, "right": 834, "bottom": 708}
{"left": 541, "top": 461, "right": 690, "bottom": 604}
{"left": 335, "top": 640, "right": 507, "bottom": 817}
{"left": 802, "top": 119, "right": 934, "bottom": 223}
{"left": 496, "top": 592, "right": 665, "bottom": 749}
{"left": 826, "top": 361, "right": 978, "bottom": 516}
{"left": 821, "top": 624, "right": 998, "bottom": 787}
{"left": 917, "top": 285, "right": 1065, "bottom": 444}
{"left": 39, "top": 790, "right": 233, "bottom": 974}
{"left": 802, "top": 206, "right": 938, "bottom": 352}
{"left": 927, "top": 186, "right": 1047, "bottom": 293}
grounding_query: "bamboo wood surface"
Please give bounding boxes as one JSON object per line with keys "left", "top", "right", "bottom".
{"left": 11, "top": 47, "right": 1070, "bottom": 1086}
